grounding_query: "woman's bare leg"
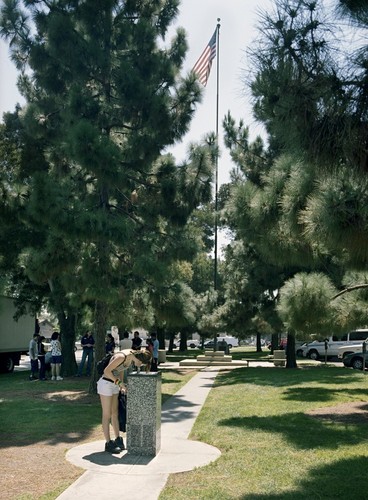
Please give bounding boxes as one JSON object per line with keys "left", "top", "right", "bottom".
{"left": 99, "top": 394, "right": 113, "bottom": 442}
{"left": 111, "top": 393, "right": 120, "bottom": 439}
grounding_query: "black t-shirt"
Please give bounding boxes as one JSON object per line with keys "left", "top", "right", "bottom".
{"left": 132, "top": 337, "right": 142, "bottom": 350}
{"left": 38, "top": 341, "right": 46, "bottom": 356}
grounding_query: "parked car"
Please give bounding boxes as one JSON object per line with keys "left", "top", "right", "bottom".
{"left": 187, "top": 339, "right": 200, "bottom": 349}
{"left": 299, "top": 329, "right": 368, "bottom": 360}
{"left": 204, "top": 340, "right": 215, "bottom": 349}
{"left": 338, "top": 341, "right": 368, "bottom": 360}
{"left": 203, "top": 339, "right": 231, "bottom": 351}
{"left": 342, "top": 351, "right": 368, "bottom": 370}
{"left": 296, "top": 343, "right": 307, "bottom": 357}
{"left": 217, "top": 335, "right": 239, "bottom": 348}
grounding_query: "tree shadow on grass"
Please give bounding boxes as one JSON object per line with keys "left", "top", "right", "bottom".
{"left": 214, "top": 366, "right": 362, "bottom": 389}
{"left": 240, "top": 456, "right": 368, "bottom": 499}
{"left": 283, "top": 385, "right": 368, "bottom": 403}
{"left": 0, "top": 397, "right": 101, "bottom": 448}
{"left": 219, "top": 411, "right": 367, "bottom": 450}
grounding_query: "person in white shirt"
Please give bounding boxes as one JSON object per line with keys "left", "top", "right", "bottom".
{"left": 50, "top": 331, "right": 63, "bottom": 381}
{"left": 119, "top": 330, "right": 131, "bottom": 350}
{"left": 150, "top": 333, "right": 159, "bottom": 372}
{"left": 29, "top": 333, "right": 40, "bottom": 380}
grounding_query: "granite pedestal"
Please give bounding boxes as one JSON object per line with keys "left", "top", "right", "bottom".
{"left": 127, "top": 372, "right": 161, "bottom": 456}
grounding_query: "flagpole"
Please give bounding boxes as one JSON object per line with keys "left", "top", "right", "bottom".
{"left": 214, "top": 18, "right": 220, "bottom": 294}
{"left": 213, "top": 19, "right": 220, "bottom": 352}
{"left": 192, "top": 22, "right": 221, "bottom": 350}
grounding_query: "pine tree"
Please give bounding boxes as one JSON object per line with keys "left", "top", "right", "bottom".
{"left": 220, "top": 0, "right": 368, "bottom": 366}
{"left": 0, "top": 0, "right": 213, "bottom": 386}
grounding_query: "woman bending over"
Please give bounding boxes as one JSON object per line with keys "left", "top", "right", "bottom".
{"left": 97, "top": 348, "right": 152, "bottom": 453}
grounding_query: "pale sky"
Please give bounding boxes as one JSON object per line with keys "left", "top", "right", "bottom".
{"left": 0, "top": 0, "right": 273, "bottom": 249}
{"left": 0, "top": 0, "right": 272, "bottom": 175}
{"left": 169, "top": 0, "right": 272, "bottom": 185}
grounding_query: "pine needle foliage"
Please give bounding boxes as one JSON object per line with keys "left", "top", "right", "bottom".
{"left": 0, "top": 0, "right": 214, "bottom": 381}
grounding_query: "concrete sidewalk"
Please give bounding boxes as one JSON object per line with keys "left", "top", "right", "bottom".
{"left": 57, "top": 368, "right": 221, "bottom": 500}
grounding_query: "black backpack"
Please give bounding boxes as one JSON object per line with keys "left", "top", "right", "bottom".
{"left": 96, "top": 353, "right": 113, "bottom": 375}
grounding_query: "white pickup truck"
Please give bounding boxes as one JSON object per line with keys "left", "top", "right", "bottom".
{"left": 338, "top": 341, "right": 368, "bottom": 360}
{"left": 299, "top": 329, "right": 368, "bottom": 360}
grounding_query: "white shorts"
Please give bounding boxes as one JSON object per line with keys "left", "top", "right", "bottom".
{"left": 97, "top": 377, "right": 120, "bottom": 396}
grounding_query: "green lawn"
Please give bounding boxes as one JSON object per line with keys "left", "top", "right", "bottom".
{"left": 2, "top": 362, "right": 367, "bottom": 499}
{"left": 0, "top": 367, "right": 196, "bottom": 447}
{"left": 160, "top": 366, "right": 368, "bottom": 499}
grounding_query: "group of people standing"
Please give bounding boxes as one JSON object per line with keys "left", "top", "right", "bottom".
{"left": 29, "top": 329, "right": 160, "bottom": 380}
{"left": 76, "top": 330, "right": 160, "bottom": 376}
{"left": 28, "top": 331, "right": 63, "bottom": 381}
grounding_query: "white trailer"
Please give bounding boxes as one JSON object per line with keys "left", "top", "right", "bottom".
{"left": 0, "top": 296, "right": 35, "bottom": 373}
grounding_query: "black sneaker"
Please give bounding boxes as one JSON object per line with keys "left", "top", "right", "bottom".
{"left": 114, "top": 436, "right": 125, "bottom": 450}
{"left": 105, "top": 440, "right": 121, "bottom": 454}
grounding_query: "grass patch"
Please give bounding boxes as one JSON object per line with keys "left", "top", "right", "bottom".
{"left": 230, "top": 346, "right": 272, "bottom": 360}
{"left": 161, "top": 368, "right": 199, "bottom": 403}
{"left": 0, "top": 369, "right": 197, "bottom": 445}
{"left": 160, "top": 366, "right": 368, "bottom": 499}
{"left": 166, "top": 349, "right": 202, "bottom": 362}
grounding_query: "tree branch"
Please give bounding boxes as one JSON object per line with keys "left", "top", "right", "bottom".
{"left": 331, "top": 284, "right": 368, "bottom": 300}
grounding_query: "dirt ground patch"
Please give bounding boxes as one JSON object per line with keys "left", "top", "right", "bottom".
{"left": 1, "top": 443, "right": 82, "bottom": 500}
{"left": 0, "top": 385, "right": 101, "bottom": 500}
{"left": 0, "top": 425, "right": 104, "bottom": 500}
{"left": 307, "top": 402, "right": 368, "bottom": 425}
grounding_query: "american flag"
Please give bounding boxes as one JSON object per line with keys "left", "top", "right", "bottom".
{"left": 192, "top": 29, "right": 217, "bottom": 86}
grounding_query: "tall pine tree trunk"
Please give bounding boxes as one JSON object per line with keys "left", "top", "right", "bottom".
{"left": 179, "top": 327, "right": 189, "bottom": 352}
{"left": 58, "top": 311, "right": 77, "bottom": 376}
{"left": 256, "top": 331, "right": 263, "bottom": 352}
{"left": 167, "top": 329, "right": 176, "bottom": 353}
{"left": 270, "top": 332, "right": 279, "bottom": 354}
{"left": 285, "top": 332, "right": 297, "bottom": 368}
{"left": 89, "top": 187, "right": 111, "bottom": 394}
{"left": 89, "top": 298, "right": 109, "bottom": 393}
{"left": 156, "top": 325, "right": 165, "bottom": 350}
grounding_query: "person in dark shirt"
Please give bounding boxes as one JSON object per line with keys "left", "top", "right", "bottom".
{"left": 37, "top": 335, "right": 47, "bottom": 381}
{"left": 77, "top": 331, "right": 95, "bottom": 376}
{"left": 105, "top": 333, "right": 116, "bottom": 354}
{"left": 131, "top": 331, "right": 142, "bottom": 350}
